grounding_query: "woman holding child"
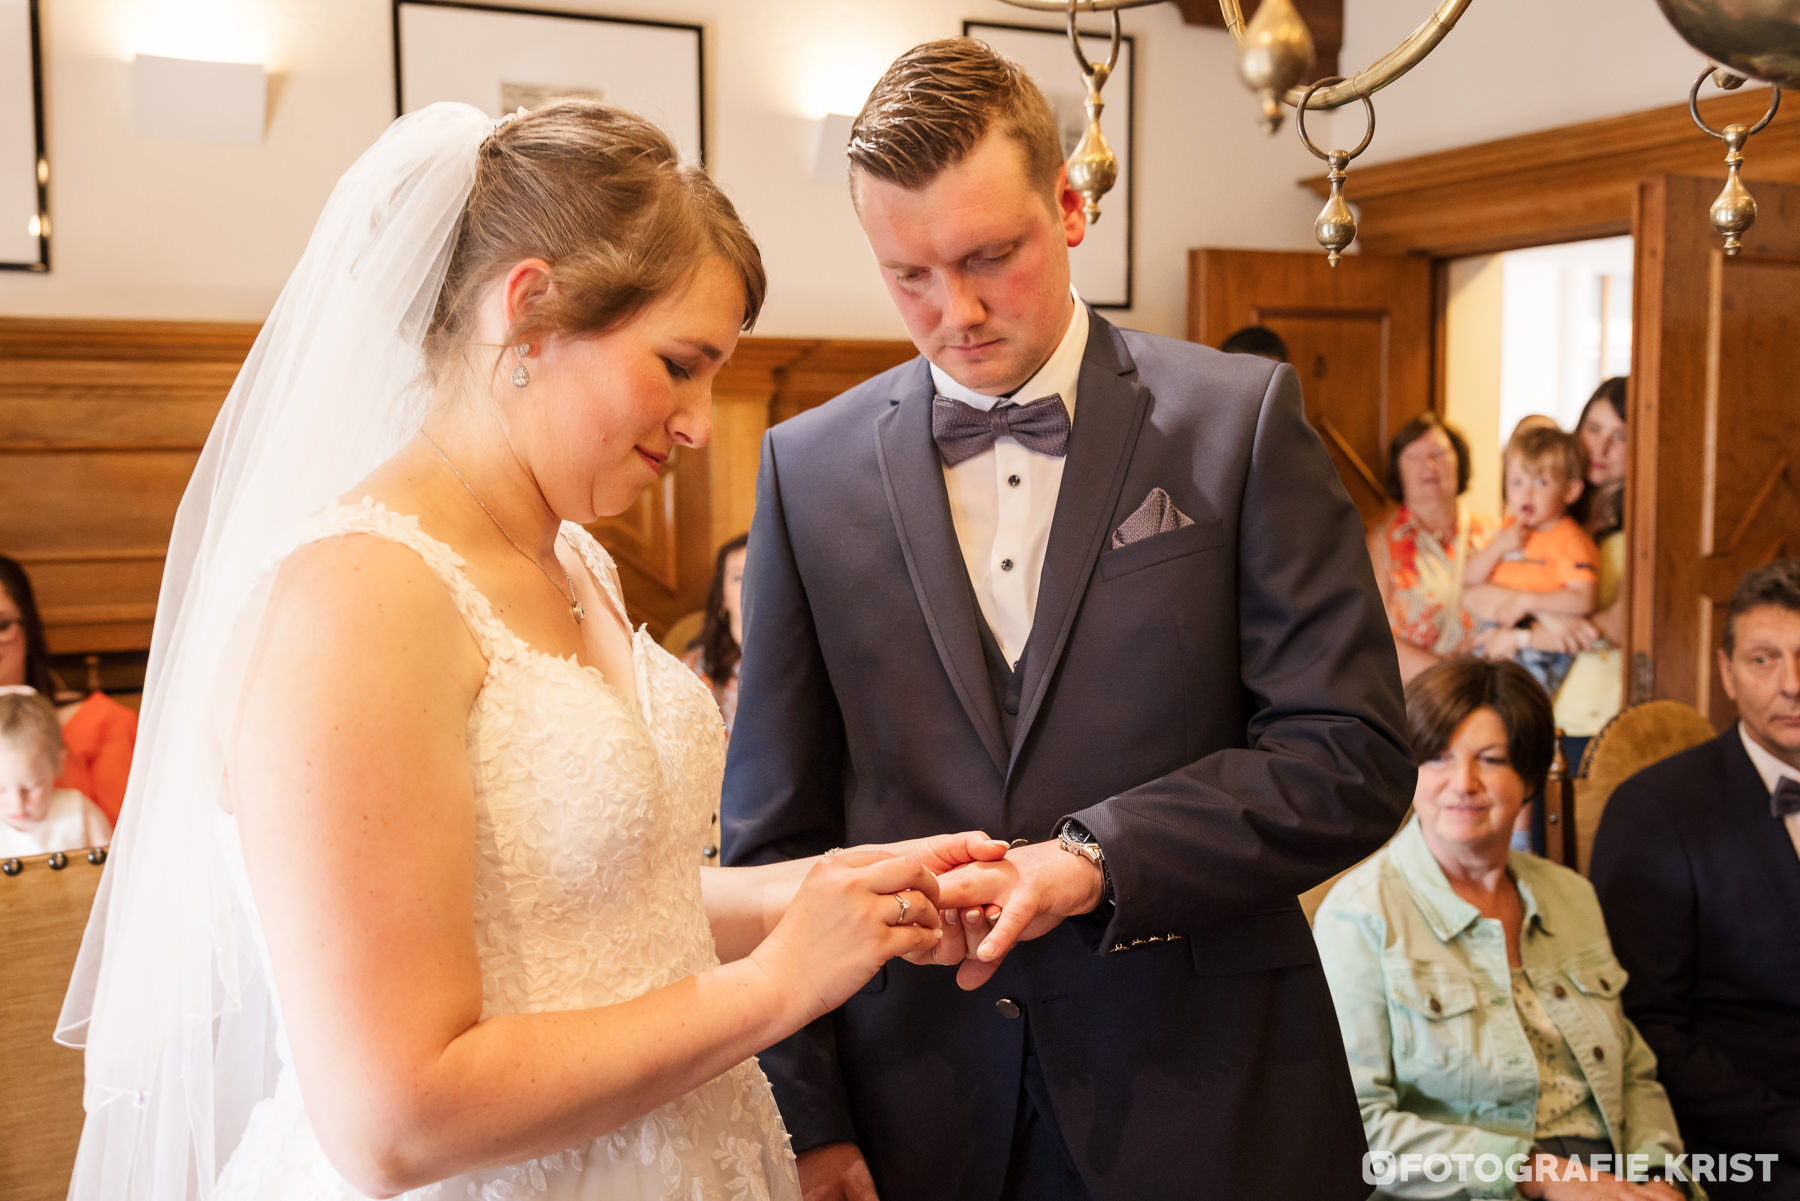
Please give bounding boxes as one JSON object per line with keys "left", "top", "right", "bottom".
{"left": 58, "top": 101, "right": 1000, "bottom": 1201}
{"left": 1314, "top": 658, "right": 1697, "bottom": 1201}
{"left": 1369, "top": 413, "right": 1498, "bottom": 683}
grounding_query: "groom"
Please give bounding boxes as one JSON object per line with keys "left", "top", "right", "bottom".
{"left": 722, "top": 38, "right": 1413, "bottom": 1201}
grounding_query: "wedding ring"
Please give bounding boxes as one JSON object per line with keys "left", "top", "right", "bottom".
{"left": 892, "top": 894, "right": 911, "bottom": 925}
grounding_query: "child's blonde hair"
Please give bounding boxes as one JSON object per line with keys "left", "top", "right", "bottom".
{"left": 1505, "top": 425, "right": 1586, "bottom": 487}
{"left": 0, "top": 689, "right": 64, "bottom": 768}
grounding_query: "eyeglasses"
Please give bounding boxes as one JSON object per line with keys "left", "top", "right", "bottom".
{"left": 0, "top": 617, "right": 23, "bottom": 642}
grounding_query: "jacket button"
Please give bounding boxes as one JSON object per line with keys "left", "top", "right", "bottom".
{"left": 996, "top": 998, "right": 1022, "bottom": 1019}
{"left": 1428, "top": 996, "right": 1442, "bottom": 1014}
{"left": 1592, "top": 1046, "right": 1605, "bottom": 1061}
{"left": 1553, "top": 984, "right": 1568, "bottom": 999}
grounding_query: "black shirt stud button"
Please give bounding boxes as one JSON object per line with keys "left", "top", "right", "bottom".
{"left": 1000, "top": 558, "right": 1014, "bottom": 572}
{"left": 996, "top": 998, "right": 1022, "bottom": 1019}
{"left": 1007, "top": 474, "right": 1022, "bottom": 487}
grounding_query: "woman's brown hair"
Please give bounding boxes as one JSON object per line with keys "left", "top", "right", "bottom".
{"left": 1405, "top": 658, "right": 1555, "bottom": 794}
{"left": 693, "top": 533, "right": 749, "bottom": 687}
{"left": 424, "top": 101, "right": 766, "bottom": 384}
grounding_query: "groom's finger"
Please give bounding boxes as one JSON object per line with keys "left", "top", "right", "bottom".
{"left": 976, "top": 894, "right": 1039, "bottom": 964}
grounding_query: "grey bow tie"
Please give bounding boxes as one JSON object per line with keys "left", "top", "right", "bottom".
{"left": 931, "top": 393, "right": 1070, "bottom": 466}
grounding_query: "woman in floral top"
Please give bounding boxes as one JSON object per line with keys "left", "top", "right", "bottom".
{"left": 1367, "top": 413, "right": 1497, "bottom": 683}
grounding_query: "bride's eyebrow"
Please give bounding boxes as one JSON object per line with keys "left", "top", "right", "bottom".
{"left": 668, "top": 337, "right": 726, "bottom": 363}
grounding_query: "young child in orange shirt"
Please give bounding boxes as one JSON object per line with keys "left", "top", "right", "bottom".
{"left": 1464, "top": 425, "right": 1601, "bottom": 695}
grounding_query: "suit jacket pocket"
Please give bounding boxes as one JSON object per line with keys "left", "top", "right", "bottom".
{"left": 1186, "top": 907, "right": 1319, "bottom": 976}
{"left": 1099, "top": 518, "right": 1227, "bottom": 582}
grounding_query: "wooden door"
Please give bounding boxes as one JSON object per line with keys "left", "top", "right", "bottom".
{"left": 1189, "top": 248, "right": 1434, "bottom": 526}
{"left": 1629, "top": 175, "right": 1800, "bottom": 721}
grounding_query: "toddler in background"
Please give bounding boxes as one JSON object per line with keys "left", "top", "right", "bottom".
{"left": 0, "top": 687, "right": 112, "bottom": 857}
{"left": 1465, "top": 425, "right": 1601, "bottom": 695}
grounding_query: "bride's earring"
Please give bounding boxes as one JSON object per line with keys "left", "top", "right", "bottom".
{"left": 511, "top": 343, "right": 531, "bottom": 388}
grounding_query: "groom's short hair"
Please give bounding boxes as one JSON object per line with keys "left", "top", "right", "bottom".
{"left": 848, "top": 37, "right": 1063, "bottom": 206}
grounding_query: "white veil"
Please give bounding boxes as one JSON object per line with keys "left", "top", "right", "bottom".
{"left": 55, "top": 101, "right": 494, "bottom": 1201}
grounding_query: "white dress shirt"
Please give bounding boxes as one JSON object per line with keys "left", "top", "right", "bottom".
{"left": 1738, "top": 722, "right": 1800, "bottom": 863}
{"left": 930, "top": 295, "right": 1088, "bottom": 666}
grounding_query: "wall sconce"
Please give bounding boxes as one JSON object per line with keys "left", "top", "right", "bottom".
{"left": 809, "top": 112, "right": 854, "bottom": 184}
{"left": 130, "top": 54, "right": 267, "bottom": 144}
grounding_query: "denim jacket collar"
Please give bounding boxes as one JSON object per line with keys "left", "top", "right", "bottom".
{"left": 1390, "top": 815, "right": 1553, "bottom": 942}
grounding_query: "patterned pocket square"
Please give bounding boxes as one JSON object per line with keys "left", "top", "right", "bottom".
{"left": 1111, "top": 487, "right": 1195, "bottom": 548}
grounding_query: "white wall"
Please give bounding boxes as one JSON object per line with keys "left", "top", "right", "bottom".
{"left": 1333, "top": 0, "right": 1709, "bottom": 164}
{"left": 1443, "top": 254, "right": 1504, "bottom": 520}
{"left": 0, "top": 0, "right": 1333, "bottom": 338}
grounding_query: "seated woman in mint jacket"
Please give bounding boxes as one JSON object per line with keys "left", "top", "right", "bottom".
{"left": 1314, "top": 658, "right": 1696, "bottom": 1201}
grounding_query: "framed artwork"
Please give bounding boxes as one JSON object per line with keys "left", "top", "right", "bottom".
{"left": 393, "top": 1, "right": 705, "bottom": 165}
{"left": 0, "top": 0, "right": 48, "bottom": 271}
{"left": 964, "top": 19, "right": 1135, "bottom": 308}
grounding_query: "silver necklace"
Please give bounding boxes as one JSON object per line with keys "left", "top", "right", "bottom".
{"left": 419, "top": 430, "right": 585, "bottom": 624}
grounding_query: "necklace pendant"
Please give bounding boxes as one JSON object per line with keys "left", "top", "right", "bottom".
{"left": 571, "top": 599, "right": 585, "bottom": 623}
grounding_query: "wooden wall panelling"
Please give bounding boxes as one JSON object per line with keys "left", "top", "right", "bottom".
{"left": 4, "top": 319, "right": 917, "bottom": 655}
{"left": 1304, "top": 87, "right": 1800, "bottom": 258}
{"left": 1, "top": 319, "right": 260, "bottom": 657}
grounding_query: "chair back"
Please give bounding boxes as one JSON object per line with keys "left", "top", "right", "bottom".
{"left": 1573, "top": 700, "right": 1716, "bottom": 872}
{"left": 0, "top": 850, "right": 104, "bottom": 1201}
{"left": 659, "top": 611, "right": 705, "bottom": 657}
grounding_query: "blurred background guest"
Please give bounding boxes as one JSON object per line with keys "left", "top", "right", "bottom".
{"left": 1552, "top": 377, "right": 1631, "bottom": 745}
{"left": 1368, "top": 414, "right": 1497, "bottom": 683}
{"left": 1315, "top": 658, "right": 1691, "bottom": 1200}
{"left": 0, "top": 688, "right": 113, "bottom": 856}
{"left": 0, "top": 555, "right": 136, "bottom": 826}
{"left": 682, "top": 533, "right": 748, "bottom": 739}
{"left": 1591, "top": 558, "right": 1800, "bottom": 1201}
{"left": 1219, "top": 323, "right": 1289, "bottom": 362}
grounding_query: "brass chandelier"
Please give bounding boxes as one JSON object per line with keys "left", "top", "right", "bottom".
{"left": 998, "top": 0, "right": 1798, "bottom": 263}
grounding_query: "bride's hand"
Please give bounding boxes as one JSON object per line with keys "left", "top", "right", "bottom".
{"left": 878, "top": 831, "right": 1010, "bottom": 966}
{"left": 749, "top": 850, "right": 943, "bottom": 1026}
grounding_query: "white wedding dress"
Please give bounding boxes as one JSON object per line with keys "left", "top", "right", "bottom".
{"left": 213, "top": 501, "right": 799, "bottom": 1201}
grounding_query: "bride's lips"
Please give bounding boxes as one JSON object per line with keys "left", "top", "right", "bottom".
{"left": 636, "top": 447, "right": 667, "bottom": 472}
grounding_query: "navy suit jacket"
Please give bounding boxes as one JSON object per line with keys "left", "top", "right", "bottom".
{"left": 1590, "top": 728, "right": 1800, "bottom": 1199}
{"left": 721, "top": 312, "right": 1415, "bottom": 1200}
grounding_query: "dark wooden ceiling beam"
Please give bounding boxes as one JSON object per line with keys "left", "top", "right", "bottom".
{"left": 1169, "top": 0, "right": 1343, "bottom": 79}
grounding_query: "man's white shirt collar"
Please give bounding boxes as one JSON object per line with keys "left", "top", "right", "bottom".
{"left": 930, "top": 289, "right": 1087, "bottom": 421}
{"left": 1739, "top": 721, "right": 1800, "bottom": 797}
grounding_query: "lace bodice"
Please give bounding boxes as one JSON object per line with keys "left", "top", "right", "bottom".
{"left": 216, "top": 501, "right": 797, "bottom": 1201}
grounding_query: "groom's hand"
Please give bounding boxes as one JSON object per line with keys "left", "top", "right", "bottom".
{"left": 798, "top": 1141, "right": 879, "bottom": 1201}
{"left": 935, "top": 841, "right": 1105, "bottom": 989}
{"left": 878, "top": 831, "right": 1009, "bottom": 966}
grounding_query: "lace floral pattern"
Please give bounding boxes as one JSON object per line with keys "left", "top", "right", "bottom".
{"left": 215, "top": 502, "right": 796, "bottom": 1201}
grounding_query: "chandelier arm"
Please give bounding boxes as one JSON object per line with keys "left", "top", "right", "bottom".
{"left": 1219, "top": 0, "right": 1475, "bottom": 111}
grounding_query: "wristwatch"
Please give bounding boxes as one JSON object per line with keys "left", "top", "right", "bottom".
{"left": 1056, "top": 820, "right": 1113, "bottom": 905}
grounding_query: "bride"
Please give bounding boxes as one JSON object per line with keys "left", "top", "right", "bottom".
{"left": 57, "top": 101, "right": 1003, "bottom": 1200}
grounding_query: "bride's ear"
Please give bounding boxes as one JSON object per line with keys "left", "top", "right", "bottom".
{"left": 499, "top": 258, "right": 554, "bottom": 339}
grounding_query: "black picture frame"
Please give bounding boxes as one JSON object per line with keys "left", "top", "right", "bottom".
{"left": 393, "top": 0, "right": 706, "bottom": 165}
{"left": 963, "top": 19, "right": 1135, "bottom": 309}
{"left": 2, "top": 0, "right": 49, "bottom": 272}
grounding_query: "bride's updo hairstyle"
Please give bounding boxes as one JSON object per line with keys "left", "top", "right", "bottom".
{"left": 424, "top": 100, "right": 766, "bottom": 385}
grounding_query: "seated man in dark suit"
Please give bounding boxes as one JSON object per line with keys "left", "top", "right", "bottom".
{"left": 1591, "top": 557, "right": 1800, "bottom": 1200}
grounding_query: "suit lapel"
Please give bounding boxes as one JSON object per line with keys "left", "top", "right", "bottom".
{"left": 1011, "top": 316, "right": 1150, "bottom": 770}
{"left": 1722, "top": 731, "right": 1800, "bottom": 901}
{"left": 875, "top": 359, "right": 1010, "bottom": 773}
